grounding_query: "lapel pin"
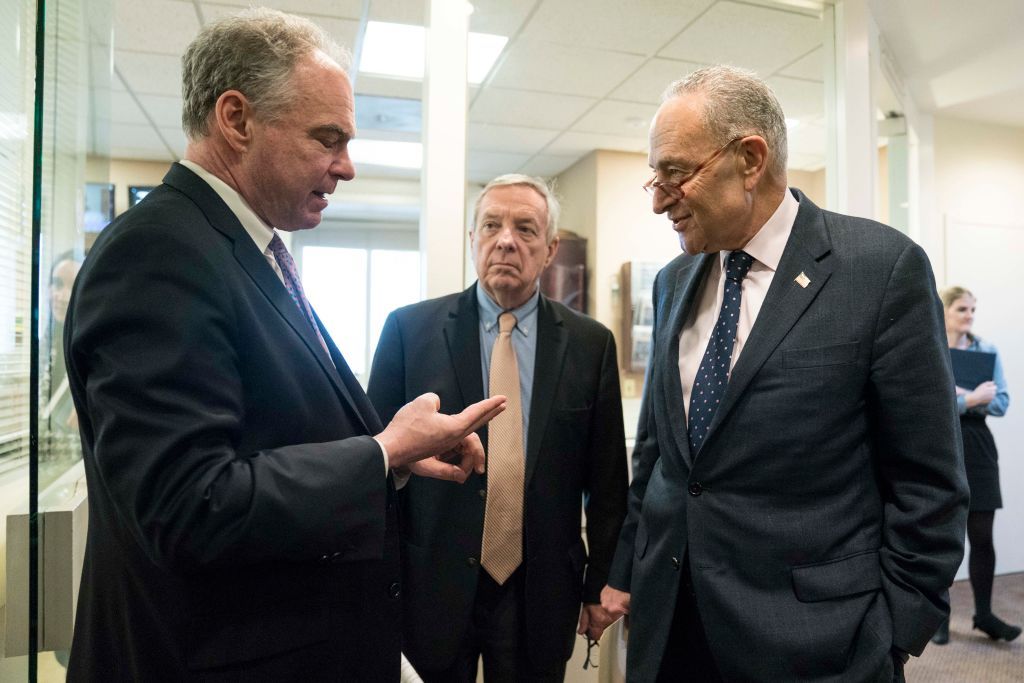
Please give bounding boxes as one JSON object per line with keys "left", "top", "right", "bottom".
{"left": 795, "top": 272, "right": 811, "bottom": 288}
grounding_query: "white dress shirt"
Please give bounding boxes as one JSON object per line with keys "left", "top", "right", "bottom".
{"left": 179, "top": 160, "right": 393, "bottom": 475}
{"left": 678, "top": 190, "right": 799, "bottom": 422}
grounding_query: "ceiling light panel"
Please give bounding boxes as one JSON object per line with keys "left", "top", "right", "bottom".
{"left": 359, "top": 21, "right": 507, "bottom": 85}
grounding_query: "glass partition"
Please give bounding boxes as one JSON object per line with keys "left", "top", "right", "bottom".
{"left": 2, "top": 1, "right": 840, "bottom": 680}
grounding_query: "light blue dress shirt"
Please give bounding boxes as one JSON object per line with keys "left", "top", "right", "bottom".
{"left": 956, "top": 337, "right": 1010, "bottom": 417}
{"left": 477, "top": 284, "right": 539, "bottom": 454}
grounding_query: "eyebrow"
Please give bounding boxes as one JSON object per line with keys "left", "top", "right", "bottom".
{"left": 309, "top": 125, "right": 353, "bottom": 142}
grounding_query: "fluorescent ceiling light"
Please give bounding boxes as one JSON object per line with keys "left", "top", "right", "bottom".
{"left": 359, "top": 21, "right": 507, "bottom": 85}
{"left": 349, "top": 139, "right": 423, "bottom": 170}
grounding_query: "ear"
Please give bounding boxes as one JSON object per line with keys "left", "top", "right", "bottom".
{"left": 543, "top": 234, "right": 560, "bottom": 269}
{"left": 213, "top": 90, "right": 255, "bottom": 153}
{"left": 737, "top": 135, "right": 770, "bottom": 191}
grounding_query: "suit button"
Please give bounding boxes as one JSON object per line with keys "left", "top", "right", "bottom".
{"left": 688, "top": 482, "right": 703, "bottom": 497}
{"left": 671, "top": 557, "right": 681, "bottom": 570}
{"left": 478, "top": 489, "right": 486, "bottom": 500}
{"left": 388, "top": 582, "right": 401, "bottom": 599}
{"left": 466, "top": 556, "right": 479, "bottom": 567}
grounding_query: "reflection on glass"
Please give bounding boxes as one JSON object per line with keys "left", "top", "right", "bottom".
{"left": 40, "top": 253, "right": 83, "bottom": 492}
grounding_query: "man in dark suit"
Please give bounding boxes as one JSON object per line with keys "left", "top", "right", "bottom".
{"left": 600, "top": 66, "right": 969, "bottom": 682}
{"left": 64, "top": 9, "right": 502, "bottom": 681}
{"left": 367, "top": 174, "right": 628, "bottom": 682}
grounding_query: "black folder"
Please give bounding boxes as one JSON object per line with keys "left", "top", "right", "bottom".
{"left": 949, "top": 348, "right": 996, "bottom": 389}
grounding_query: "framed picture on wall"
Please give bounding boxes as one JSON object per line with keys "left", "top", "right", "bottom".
{"left": 83, "top": 183, "right": 115, "bottom": 233}
{"left": 128, "top": 185, "right": 156, "bottom": 207}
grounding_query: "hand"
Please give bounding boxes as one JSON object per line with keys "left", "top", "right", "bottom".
{"left": 965, "top": 381, "right": 997, "bottom": 408}
{"left": 578, "top": 603, "right": 617, "bottom": 641}
{"left": 404, "top": 432, "right": 486, "bottom": 484}
{"left": 600, "top": 585, "right": 631, "bottom": 620}
{"left": 954, "top": 385, "right": 968, "bottom": 397}
{"left": 377, "top": 393, "right": 505, "bottom": 475}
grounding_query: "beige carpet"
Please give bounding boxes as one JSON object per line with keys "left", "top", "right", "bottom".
{"left": 908, "top": 572, "right": 1023, "bottom": 682}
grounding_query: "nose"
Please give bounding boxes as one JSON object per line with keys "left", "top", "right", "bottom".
{"left": 651, "top": 187, "right": 675, "bottom": 215}
{"left": 333, "top": 149, "right": 356, "bottom": 182}
{"left": 495, "top": 225, "right": 518, "bottom": 250}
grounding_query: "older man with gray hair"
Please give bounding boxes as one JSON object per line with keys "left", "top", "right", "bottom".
{"left": 600, "top": 65, "right": 968, "bottom": 682}
{"left": 65, "top": 9, "right": 504, "bottom": 681}
{"left": 368, "top": 174, "right": 629, "bottom": 682}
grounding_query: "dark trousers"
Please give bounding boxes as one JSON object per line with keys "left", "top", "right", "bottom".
{"left": 418, "top": 569, "right": 566, "bottom": 683}
{"left": 656, "top": 558, "right": 723, "bottom": 683}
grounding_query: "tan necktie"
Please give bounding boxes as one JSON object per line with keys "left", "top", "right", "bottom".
{"left": 480, "top": 312, "right": 524, "bottom": 585}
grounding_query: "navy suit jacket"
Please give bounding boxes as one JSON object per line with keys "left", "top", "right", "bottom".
{"left": 608, "top": 189, "right": 969, "bottom": 682}
{"left": 66, "top": 163, "right": 401, "bottom": 681}
{"left": 367, "top": 285, "right": 628, "bottom": 671}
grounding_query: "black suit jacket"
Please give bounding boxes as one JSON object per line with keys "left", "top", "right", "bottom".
{"left": 367, "top": 285, "right": 628, "bottom": 671}
{"left": 65, "top": 163, "right": 401, "bottom": 681}
{"left": 608, "top": 190, "right": 969, "bottom": 682}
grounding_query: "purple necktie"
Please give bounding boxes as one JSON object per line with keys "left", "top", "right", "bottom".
{"left": 268, "top": 234, "right": 331, "bottom": 358}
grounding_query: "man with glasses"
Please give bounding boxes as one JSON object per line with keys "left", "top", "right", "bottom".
{"left": 368, "top": 175, "right": 628, "bottom": 682}
{"left": 600, "top": 65, "right": 968, "bottom": 682}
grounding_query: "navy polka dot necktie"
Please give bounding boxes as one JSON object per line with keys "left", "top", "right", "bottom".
{"left": 687, "top": 250, "right": 755, "bottom": 455}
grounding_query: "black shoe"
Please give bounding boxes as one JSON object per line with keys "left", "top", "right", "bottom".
{"left": 973, "top": 613, "right": 1022, "bottom": 642}
{"left": 931, "top": 618, "right": 950, "bottom": 645}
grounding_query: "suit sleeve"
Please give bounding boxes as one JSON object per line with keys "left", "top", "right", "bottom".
{"left": 607, "top": 271, "right": 664, "bottom": 592}
{"left": 69, "top": 226, "right": 388, "bottom": 573}
{"left": 581, "top": 329, "right": 629, "bottom": 603}
{"left": 366, "top": 311, "right": 408, "bottom": 425}
{"left": 868, "top": 241, "right": 969, "bottom": 655}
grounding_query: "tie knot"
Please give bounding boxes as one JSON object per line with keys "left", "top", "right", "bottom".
{"left": 268, "top": 233, "right": 288, "bottom": 257}
{"left": 498, "top": 312, "right": 517, "bottom": 335}
{"left": 725, "top": 250, "right": 754, "bottom": 282}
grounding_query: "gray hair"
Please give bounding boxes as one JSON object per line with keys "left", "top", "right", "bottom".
{"left": 472, "top": 174, "right": 561, "bottom": 244}
{"left": 181, "top": 8, "right": 350, "bottom": 140}
{"left": 663, "top": 65, "right": 788, "bottom": 177}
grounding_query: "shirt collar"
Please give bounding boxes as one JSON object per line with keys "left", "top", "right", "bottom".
{"left": 476, "top": 284, "right": 540, "bottom": 337}
{"left": 722, "top": 188, "right": 799, "bottom": 273}
{"left": 179, "top": 159, "right": 278, "bottom": 254}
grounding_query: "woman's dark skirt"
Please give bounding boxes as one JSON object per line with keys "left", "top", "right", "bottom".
{"left": 961, "top": 414, "right": 1002, "bottom": 511}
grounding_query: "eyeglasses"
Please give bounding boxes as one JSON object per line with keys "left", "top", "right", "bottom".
{"left": 642, "top": 137, "right": 744, "bottom": 199}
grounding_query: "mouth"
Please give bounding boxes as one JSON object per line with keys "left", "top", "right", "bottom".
{"left": 671, "top": 214, "right": 692, "bottom": 231}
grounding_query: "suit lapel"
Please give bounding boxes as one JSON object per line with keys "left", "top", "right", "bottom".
{"left": 661, "top": 254, "right": 714, "bottom": 470}
{"left": 162, "top": 163, "right": 373, "bottom": 433}
{"left": 700, "top": 190, "right": 834, "bottom": 452}
{"left": 524, "top": 296, "right": 567, "bottom": 489}
{"left": 444, "top": 286, "right": 487, "bottom": 449}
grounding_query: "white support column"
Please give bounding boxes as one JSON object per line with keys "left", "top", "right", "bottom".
{"left": 420, "top": 0, "right": 468, "bottom": 298}
{"left": 825, "top": 0, "right": 877, "bottom": 220}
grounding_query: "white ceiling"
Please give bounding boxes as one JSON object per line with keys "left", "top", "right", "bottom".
{"left": 98, "top": 0, "right": 1024, "bottom": 183}
{"left": 868, "top": 0, "right": 1024, "bottom": 129}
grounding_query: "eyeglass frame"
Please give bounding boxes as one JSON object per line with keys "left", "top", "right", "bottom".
{"left": 642, "top": 136, "right": 746, "bottom": 199}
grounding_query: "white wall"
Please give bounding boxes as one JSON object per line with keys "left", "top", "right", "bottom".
{"left": 933, "top": 116, "right": 1024, "bottom": 577}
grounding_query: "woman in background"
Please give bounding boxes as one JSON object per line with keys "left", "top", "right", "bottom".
{"left": 932, "top": 286, "right": 1019, "bottom": 644}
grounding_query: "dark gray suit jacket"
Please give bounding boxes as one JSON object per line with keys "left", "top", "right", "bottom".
{"left": 66, "top": 163, "right": 401, "bottom": 681}
{"left": 608, "top": 189, "right": 968, "bottom": 682}
{"left": 368, "top": 285, "right": 628, "bottom": 671}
